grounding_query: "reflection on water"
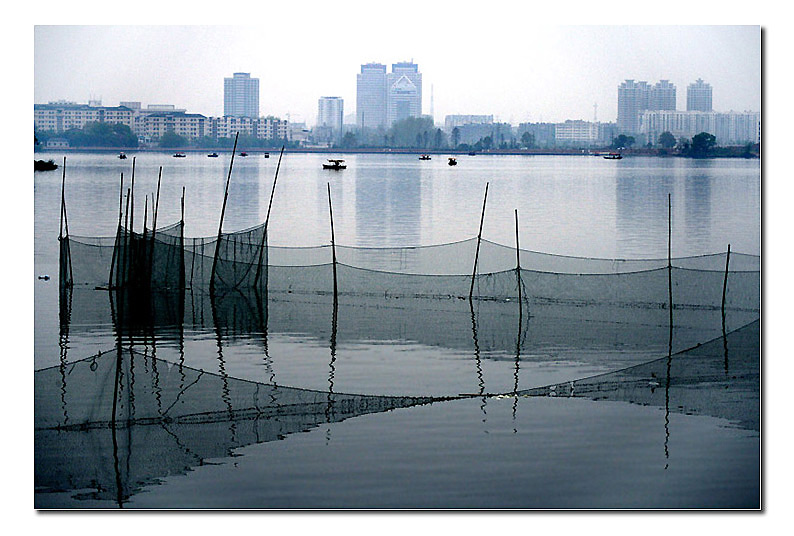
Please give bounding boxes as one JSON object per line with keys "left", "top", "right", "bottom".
{"left": 34, "top": 152, "right": 760, "bottom": 508}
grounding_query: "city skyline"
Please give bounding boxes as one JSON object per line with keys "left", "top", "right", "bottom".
{"left": 34, "top": 24, "right": 760, "bottom": 126}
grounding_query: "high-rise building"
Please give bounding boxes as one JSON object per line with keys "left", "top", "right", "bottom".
{"left": 357, "top": 63, "right": 388, "bottom": 130}
{"left": 224, "top": 72, "right": 259, "bottom": 118}
{"left": 317, "top": 96, "right": 344, "bottom": 141}
{"left": 617, "top": 79, "right": 650, "bottom": 134}
{"left": 687, "top": 78, "right": 713, "bottom": 112}
{"left": 386, "top": 61, "right": 422, "bottom": 126}
{"left": 650, "top": 80, "right": 677, "bottom": 111}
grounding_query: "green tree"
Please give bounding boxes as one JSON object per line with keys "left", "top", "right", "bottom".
{"left": 388, "top": 116, "right": 435, "bottom": 147}
{"left": 521, "top": 131, "right": 535, "bottom": 149}
{"left": 658, "top": 131, "right": 676, "bottom": 149}
{"left": 340, "top": 131, "right": 358, "bottom": 148}
{"left": 689, "top": 132, "right": 717, "bottom": 157}
{"left": 159, "top": 129, "right": 188, "bottom": 148}
{"left": 451, "top": 127, "right": 460, "bottom": 148}
{"left": 612, "top": 134, "right": 635, "bottom": 149}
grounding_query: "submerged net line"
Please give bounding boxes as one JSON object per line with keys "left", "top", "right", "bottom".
{"left": 35, "top": 347, "right": 442, "bottom": 432}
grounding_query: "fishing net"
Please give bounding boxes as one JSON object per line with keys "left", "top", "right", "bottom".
{"left": 34, "top": 348, "right": 438, "bottom": 503}
{"left": 520, "top": 319, "right": 760, "bottom": 432}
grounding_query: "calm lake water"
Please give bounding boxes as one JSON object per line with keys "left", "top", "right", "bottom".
{"left": 33, "top": 151, "right": 760, "bottom": 509}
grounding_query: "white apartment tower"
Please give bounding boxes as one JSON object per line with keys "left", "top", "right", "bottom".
{"left": 386, "top": 61, "right": 422, "bottom": 126}
{"left": 224, "top": 72, "right": 260, "bottom": 118}
{"left": 687, "top": 79, "right": 713, "bottom": 112}
{"left": 317, "top": 96, "right": 344, "bottom": 138}
{"left": 357, "top": 63, "right": 388, "bottom": 130}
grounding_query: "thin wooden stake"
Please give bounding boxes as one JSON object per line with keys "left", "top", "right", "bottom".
{"left": 210, "top": 132, "right": 239, "bottom": 294}
{"left": 515, "top": 209, "right": 522, "bottom": 307}
{"left": 59, "top": 156, "right": 67, "bottom": 240}
{"left": 469, "top": 182, "right": 489, "bottom": 300}
{"left": 328, "top": 182, "right": 338, "bottom": 300}
{"left": 254, "top": 145, "right": 285, "bottom": 288}
{"left": 721, "top": 243, "right": 731, "bottom": 328}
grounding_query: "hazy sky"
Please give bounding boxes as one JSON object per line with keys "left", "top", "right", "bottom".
{"left": 33, "top": 13, "right": 760, "bottom": 126}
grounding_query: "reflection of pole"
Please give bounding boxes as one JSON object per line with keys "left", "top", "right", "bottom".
{"left": 665, "top": 193, "right": 672, "bottom": 469}
{"left": 469, "top": 182, "right": 489, "bottom": 300}
{"left": 210, "top": 132, "right": 239, "bottom": 295}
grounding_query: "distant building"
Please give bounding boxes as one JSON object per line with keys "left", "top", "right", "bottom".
{"left": 224, "top": 72, "right": 260, "bottom": 118}
{"left": 444, "top": 115, "right": 493, "bottom": 132}
{"left": 387, "top": 61, "right": 422, "bottom": 126}
{"left": 517, "top": 123, "right": 557, "bottom": 148}
{"left": 555, "top": 120, "right": 600, "bottom": 146}
{"left": 45, "top": 138, "right": 69, "bottom": 149}
{"left": 210, "top": 116, "right": 288, "bottom": 141}
{"left": 617, "top": 80, "right": 651, "bottom": 134}
{"left": 34, "top": 102, "right": 134, "bottom": 132}
{"left": 687, "top": 78, "right": 713, "bottom": 112}
{"left": 357, "top": 63, "right": 388, "bottom": 130}
{"left": 357, "top": 61, "right": 423, "bottom": 129}
{"left": 317, "top": 96, "right": 344, "bottom": 142}
{"left": 650, "top": 80, "right": 677, "bottom": 111}
{"left": 455, "top": 122, "right": 513, "bottom": 146}
{"left": 639, "top": 110, "right": 759, "bottom": 145}
{"left": 134, "top": 111, "right": 209, "bottom": 143}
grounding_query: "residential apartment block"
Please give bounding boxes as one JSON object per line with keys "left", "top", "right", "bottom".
{"left": 639, "top": 110, "right": 760, "bottom": 146}
{"left": 34, "top": 101, "right": 135, "bottom": 132}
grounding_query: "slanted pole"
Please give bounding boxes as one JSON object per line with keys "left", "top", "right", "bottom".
{"left": 254, "top": 145, "right": 285, "bottom": 288}
{"left": 667, "top": 193, "right": 673, "bottom": 330}
{"left": 515, "top": 209, "right": 522, "bottom": 308}
{"left": 58, "top": 157, "right": 67, "bottom": 240}
{"left": 109, "top": 172, "right": 124, "bottom": 288}
{"left": 469, "top": 182, "right": 489, "bottom": 300}
{"left": 721, "top": 244, "right": 731, "bottom": 323}
{"left": 210, "top": 132, "right": 239, "bottom": 294}
{"left": 327, "top": 182, "right": 338, "bottom": 300}
{"left": 130, "top": 157, "right": 136, "bottom": 235}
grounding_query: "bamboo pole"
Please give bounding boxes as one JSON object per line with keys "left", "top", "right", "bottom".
{"left": 254, "top": 145, "right": 285, "bottom": 288}
{"left": 209, "top": 132, "right": 239, "bottom": 294}
{"left": 721, "top": 244, "right": 731, "bottom": 323}
{"left": 109, "top": 172, "right": 124, "bottom": 288}
{"left": 328, "top": 182, "right": 338, "bottom": 300}
{"left": 58, "top": 157, "right": 67, "bottom": 240}
{"left": 515, "top": 209, "right": 522, "bottom": 308}
{"left": 469, "top": 182, "right": 489, "bottom": 300}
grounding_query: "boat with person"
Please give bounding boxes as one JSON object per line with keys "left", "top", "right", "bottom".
{"left": 239, "top": 152, "right": 248, "bottom": 157}
{"left": 118, "top": 152, "right": 127, "bottom": 160}
{"left": 264, "top": 152, "right": 270, "bottom": 158}
{"left": 323, "top": 159, "right": 346, "bottom": 170}
{"left": 173, "top": 153, "right": 186, "bottom": 158}
{"left": 603, "top": 153, "right": 623, "bottom": 160}
{"left": 419, "top": 154, "right": 431, "bottom": 160}
{"left": 448, "top": 157, "right": 458, "bottom": 166}
{"left": 207, "top": 152, "right": 219, "bottom": 158}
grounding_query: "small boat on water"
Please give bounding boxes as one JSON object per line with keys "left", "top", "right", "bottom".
{"left": 419, "top": 154, "right": 431, "bottom": 160}
{"left": 118, "top": 152, "right": 127, "bottom": 160}
{"left": 173, "top": 153, "right": 186, "bottom": 158}
{"left": 239, "top": 152, "right": 248, "bottom": 157}
{"left": 207, "top": 152, "right": 219, "bottom": 158}
{"left": 264, "top": 152, "right": 270, "bottom": 158}
{"left": 448, "top": 157, "right": 458, "bottom": 166}
{"left": 34, "top": 159, "right": 58, "bottom": 171}
{"left": 603, "top": 153, "right": 623, "bottom": 160}
{"left": 323, "top": 159, "right": 346, "bottom": 170}
{"left": 468, "top": 151, "right": 476, "bottom": 156}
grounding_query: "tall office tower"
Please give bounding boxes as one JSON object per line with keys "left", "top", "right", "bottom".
{"left": 650, "top": 80, "right": 677, "bottom": 110}
{"left": 317, "top": 96, "right": 344, "bottom": 137}
{"left": 357, "top": 63, "right": 388, "bottom": 130}
{"left": 617, "top": 79, "right": 651, "bottom": 134}
{"left": 687, "top": 78, "right": 713, "bottom": 111}
{"left": 386, "top": 61, "right": 422, "bottom": 126}
{"left": 224, "top": 72, "right": 260, "bottom": 118}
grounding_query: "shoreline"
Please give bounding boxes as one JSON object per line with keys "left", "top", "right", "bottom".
{"left": 33, "top": 146, "right": 760, "bottom": 159}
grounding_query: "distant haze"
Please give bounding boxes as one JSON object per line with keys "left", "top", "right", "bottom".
{"left": 34, "top": 23, "right": 760, "bottom": 125}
